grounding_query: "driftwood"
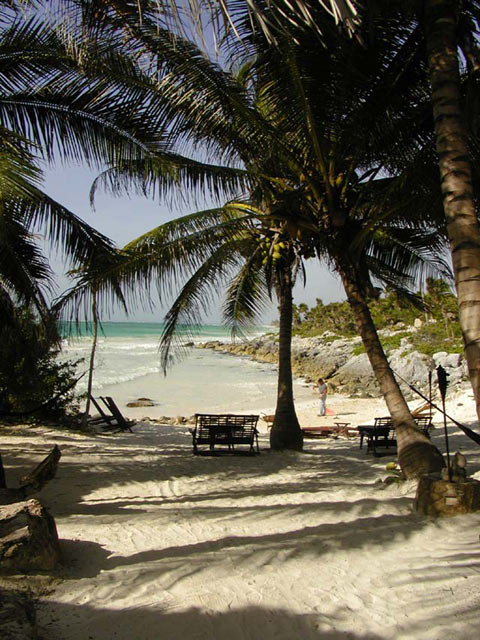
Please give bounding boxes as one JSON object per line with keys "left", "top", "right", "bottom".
{"left": 0, "top": 499, "right": 61, "bottom": 572}
{"left": 0, "top": 446, "right": 61, "bottom": 506}
{"left": 19, "top": 445, "right": 61, "bottom": 496}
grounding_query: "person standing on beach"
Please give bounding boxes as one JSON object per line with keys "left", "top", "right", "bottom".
{"left": 317, "top": 378, "right": 328, "bottom": 416}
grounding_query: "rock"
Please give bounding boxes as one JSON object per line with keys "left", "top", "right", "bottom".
{"left": 389, "top": 350, "right": 434, "bottom": 395}
{"left": 433, "top": 352, "right": 462, "bottom": 368}
{"left": 330, "top": 353, "right": 379, "bottom": 396}
{"left": 126, "top": 398, "right": 155, "bottom": 407}
{"left": 414, "top": 318, "right": 423, "bottom": 328}
{"left": 0, "top": 499, "right": 61, "bottom": 572}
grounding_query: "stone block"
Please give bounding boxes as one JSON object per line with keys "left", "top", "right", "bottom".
{"left": 414, "top": 476, "right": 480, "bottom": 517}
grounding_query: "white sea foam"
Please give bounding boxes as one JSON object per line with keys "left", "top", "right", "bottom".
{"left": 58, "top": 322, "right": 312, "bottom": 416}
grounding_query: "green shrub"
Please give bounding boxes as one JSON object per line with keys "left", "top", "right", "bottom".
{"left": 410, "top": 323, "right": 463, "bottom": 356}
{"left": 0, "top": 307, "right": 81, "bottom": 420}
{"left": 292, "top": 278, "right": 462, "bottom": 359}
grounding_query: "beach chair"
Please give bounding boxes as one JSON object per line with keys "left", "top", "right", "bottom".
{"left": 87, "top": 395, "right": 119, "bottom": 430}
{"left": 302, "top": 422, "right": 354, "bottom": 438}
{"left": 357, "top": 415, "right": 433, "bottom": 455}
{"left": 100, "top": 396, "right": 135, "bottom": 432}
{"left": 261, "top": 414, "right": 275, "bottom": 430}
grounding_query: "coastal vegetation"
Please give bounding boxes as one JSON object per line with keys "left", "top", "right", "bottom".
{"left": 0, "top": 305, "right": 79, "bottom": 420}
{"left": 293, "top": 278, "right": 463, "bottom": 357}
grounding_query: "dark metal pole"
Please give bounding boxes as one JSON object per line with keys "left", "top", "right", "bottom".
{"left": 428, "top": 370, "right": 433, "bottom": 421}
{"left": 437, "top": 365, "right": 451, "bottom": 481}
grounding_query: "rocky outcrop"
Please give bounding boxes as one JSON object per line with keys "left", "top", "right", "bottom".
{"left": 126, "top": 398, "right": 155, "bottom": 408}
{"left": 198, "top": 331, "right": 469, "bottom": 398}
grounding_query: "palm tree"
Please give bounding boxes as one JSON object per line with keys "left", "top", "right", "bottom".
{"left": 419, "top": 1, "right": 480, "bottom": 419}
{"left": 54, "top": 4, "right": 450, "bottom": 475}
{"left": 202, "top": 0, "right": 480, "bottom": 422}
{"left": 163, "top": 211, "right": 306, "bottom": 451}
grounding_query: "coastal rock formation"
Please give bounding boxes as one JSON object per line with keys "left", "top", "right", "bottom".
{"left": 198, "top": 332, "right": 469, "bottom": 398}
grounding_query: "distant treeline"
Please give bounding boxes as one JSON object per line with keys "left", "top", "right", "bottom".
{"left": 293, "top": 279, "right": 462, "bottom": 356}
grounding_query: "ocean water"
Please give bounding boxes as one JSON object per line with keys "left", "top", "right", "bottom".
{"left": 59, "top": 322, "right": 315, "bottom": 417}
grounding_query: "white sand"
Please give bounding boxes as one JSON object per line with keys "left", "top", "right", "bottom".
{"left": 2, "top": 391, "right": 480, "bottom": 640}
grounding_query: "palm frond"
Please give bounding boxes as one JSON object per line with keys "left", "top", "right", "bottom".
{"left": 90, "top": 154, "right": 250, "bottom": 210}
{"left": 159, "top": 238, "right": 245, "bottom": 371}
{"left": 222, "top": 250, "right": 270, "bottom": 337}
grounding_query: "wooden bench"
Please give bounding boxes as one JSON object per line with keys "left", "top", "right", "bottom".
{"left": 358, "top": 415, "right": 433, "bottom": 455}
{"left": 191, "top": 413, "right": 260, "bottom": 455}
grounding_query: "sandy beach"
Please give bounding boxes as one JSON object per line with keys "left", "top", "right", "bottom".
{"left": 2, "top": 390, "right": 480, "bottom": 640}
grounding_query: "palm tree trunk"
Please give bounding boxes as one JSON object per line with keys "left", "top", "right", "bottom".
{"left": 270, "top": 268, "right": 304, "bottom": 451}
{"left": 424, "top": 0, "right": 480, "bottom": 419}
{"left": 338, "top": 263, "right": 445, "bottom": 478}
{"left": 82, "top": 289, "right": 98, "bottom": 428}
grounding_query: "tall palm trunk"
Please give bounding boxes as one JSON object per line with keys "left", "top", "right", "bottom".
{"left": 338, "top": 261, "right": 445, "bottom": 478}
{"left": 82, "top": 288, "right": 98, "bottom": 428}
{"left": 424, "top": 0, "right": 480, "bottom": 419}
{"left": 270, "top": 266, "right": 304, "bottom": 451}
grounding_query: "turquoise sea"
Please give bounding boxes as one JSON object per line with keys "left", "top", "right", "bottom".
{"left": 57, "top": 321, "right": 314, "bottom": 417}
{"left": 59, "top": 321, "right": 240, "bottom": 341}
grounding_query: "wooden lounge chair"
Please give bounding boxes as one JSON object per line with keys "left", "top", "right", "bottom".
{"left": 301, "top": 422, "right": 354, "bottom": 438}
{"left": 357, "top": 417, "right": 395, "bottom": 454}
{"left": 100, "top": 397, "right": 135, "bottom": 432}
{"left": 411, "top": 402, "right": 432, "bottom": 417}
{"left": 261, "top": 414, "right": 275, "bottom": 430}
{"left": 87, "top": 395, "right": 119, "bottom": 430}
{"left": 357, "top": 415, "right": 433, "bottom": 455}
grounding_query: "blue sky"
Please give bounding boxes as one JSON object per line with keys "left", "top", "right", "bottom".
{"left": 43, "top": 164, "right": 346, "bottom": 324}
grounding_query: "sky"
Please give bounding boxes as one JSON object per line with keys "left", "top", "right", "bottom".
{"left": 43, "top": 164, "right": 346, "bottom": 325}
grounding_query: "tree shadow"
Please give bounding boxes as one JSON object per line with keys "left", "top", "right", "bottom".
{"left": 36, "top": 599, "right": 386, "bottom": 640}
{"left": 56, "top": 504, "right": 425, "bottom": 582}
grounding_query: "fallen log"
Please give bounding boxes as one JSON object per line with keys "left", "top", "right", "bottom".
{"left": 0, "top": 446, "right": 61, "bottom": 506}
{"left": 19, "top": 445, "right": 61, "bottom": 496}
